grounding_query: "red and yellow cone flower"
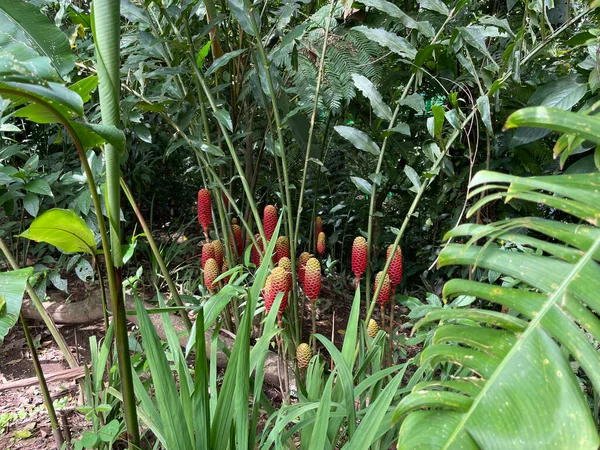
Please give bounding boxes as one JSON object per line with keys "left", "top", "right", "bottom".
{"left": 275, "top": 236, "right": 290, "bottom": 263}
{"left": 374, "top": 271, "right": 391, "bottom": 307}
{"left": 197, "top": 189, "right": 212, "bottom": 235}
{"left": 352, "top": 237, "right": 368, "bottom": 281}
{"left": 278, "top": 256, "right": 292, "bottom": 272}
{"left": 296, "top": 343, "right": 312, "bottom": 369}
{"left": 278, "top": 257, "right": 292, "bottom": 295}
{"left": 204, "top": 258, "right": 219, "bottom": 293}
{"left": 317, "top": 232, "right": 326, "bottom": 257}
{"left": 264, "top": 267, "right": 290, "bottom": 314}
{"left": 387, "top": 244, "right": 403, "bottom": 287}
{"left": 304, "top": 257, "right": 321, "bottom": 302}
{"left": 250, "top": 234, "right": 263, "bottom": 267}
{"left": 201, "top": 242, "right": 215, "bottom": 269}
{"left": 367, "top": 319, "right": 379, "bottom": 338}
{"left": 221, "top": 260, "right": 230, "bottom": 284}
{"left": 263, "top": 275, "right": 273, "bottom": 308}
{"left": 298, "top": 252, "right": 310, "bottom": 286}
{"left": 264, "top": 205, "right": 278, "bottom": 241}
{"left": 212, "top": 240, "right": 224, "bottom": 267}
{"left": 315, "top": 216, "right": 322, "bottom": 238}
{"left": 230, "top": 222, "right": 243, "bottom": 256}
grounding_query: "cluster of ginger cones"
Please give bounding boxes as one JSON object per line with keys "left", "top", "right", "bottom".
{"left": 197, "top": 188, "right": 403, "bottom": 373}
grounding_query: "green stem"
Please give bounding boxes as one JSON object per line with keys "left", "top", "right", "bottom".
{"left": 365, "top": 9, "right": 457, "bottom": 309}
{"left": 246, "top": 4, "right": 299, "bottom": 335}
{"left": 293, "top": 0, "right": 335, "bottom": 250}
{"left": 365, "top": 75, "right": 415, "bottom": 310}
{"left": 120, "top": 178, "right": 192, "bottom": 331}
{"left": 20, "top": 313, "right": 64, "bottom": 448}
{"left": 311, "top": 300, "right": 317, "bottom": 354}
{"left": 93, "top": 0, "right": 140, "bottom": 444}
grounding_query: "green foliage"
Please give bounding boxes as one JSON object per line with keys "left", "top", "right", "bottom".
{"left": 394, "top": 110, "right": 600, "bottom": 448}
{"left": 20, "top": 208, "right": 97, "bottom": 255}
{"left": 0, "top": 267, "right": 32, "bottom": 342}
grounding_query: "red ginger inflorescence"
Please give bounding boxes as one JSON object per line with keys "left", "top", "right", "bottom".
{"left": 264, "top": 267, "right": 290, "bottom": 315}
{"left": 315, "top": 216, "right": 322, "bottom": 237}
{"left": 250, "top": 234, "right": 263, "bottom": 267}
{"left": 197, "top": 189, "right": 212, "bottom": 234}
{"left": 374, "top": 271, "right": 391, "bottom": 307}
{"left": 298, "top": 252, "right": 310, "bottom": 286}
{"left": 275, "top": 236, "right": 290, "bottom": 263}
{"left": 278, "top": 256, "right": 292, "bottom": 272}
{"left": 204, "top": 258, "right": 219, "bottom": 293}
{"left": 263, "top": 205, "right": 278, "bottom": 241}
{"left": 352, "top": 236, "right": 368, "bottom": 281}
{"left": 212, "top": 240, "right": 224, "bottom": 267}
{"left": 317, "top": 232, "right": 326, "bottom": 257}
{"left": 304, "top": 257, "right": 321, "bottom": 302}
{"left": 201, "top": 242, "right": 215, "bottom": 269}
{"left": 221, "top": 260, "right": 230, "bottom": 284}
{"left": 231, "top": 222, "right": 243, "bottom": 256}
{"left": 386, "top": 244, "right": 403, "bottom": 287}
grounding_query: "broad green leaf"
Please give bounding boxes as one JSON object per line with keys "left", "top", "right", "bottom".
{"left": 335, "top": 125, "right": 380, "bottom": 155}
{"left": 418, "top": 0, "right": 449, "bottom": 15}
{"left": 0, "top": 267, "right": 32, "bottom": 342}
{"left": 528, "top": 74, "right": 587, "bottom": 110}
{"left": 505, "top": 107, "right": 600, "bottom": 146}
{"left": 352, "top": 73, "right": 392, "bottom": 121}
{"left": 5, "top": 81, "right": 84, "bottom": 120}
{"left": 226, "top": 0, "right": 258, "bottom": 36}
{"left": 196, "top": 41, "right": 212, "bottom": 68}
{"left": 431, "top": 105, "right": 445, "bottom": 137}
{"left": 404, "top": 166, "right": 421, "bottom": 190}
{"left": 205, "top": 48, "right": 247, "bottom": 77}
{"left": 398, "top": 93, "right": 425, "bottom": 112}
{"left": 69, "top": 76, "right": 99, "bottom": 103}
{"left": 399, "top": 411, "right": 478, "bottom": 449}
{"left": 359, "top": 0, "right": 418, "bottom": 29}
{"left": 213, "top": 108, "right": 233, "bottom": 132}
{"left": 350, "top": 176, "right": 373, "bottom": 195}
{"left": 445, "top": 109, "right": 461, "bottom": 130}
{"left": 458, "top": 27, "right": 499, "bottom": 70}
{"left": 22, "top": 192, "right": 39, "bottom": 216}
{"left": 73, "top": 122, "right": 126, "bottom": 153}
{"left": 0, "top": 0, "right": 75, "bottom": 78}
{"left": 19, "top": 208, "right": 97, "bottom": 254}
{"left": 0, "top": 123, "right": 20, "bottom": 132}
{"left": 389, "top": 122, "right": 411, "bottom": 136}
{"left": 476, "top": 95, "right": 493, "bottom": 135}
{"left": 201, "top": 143, "right": 226, "bottom": 157}
{"left": 24, "top": 179, "right": 52, "bottom": 196}
{"left": 399, "top": 166, "right": 600, "bottom": 448}
{"left": 0, "top": 41, "right": 56, "bottom": 81}
{"left": 354, "top": 26, "right": 417, "bottom": 60}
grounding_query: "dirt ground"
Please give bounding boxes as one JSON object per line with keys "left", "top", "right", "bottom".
{"left": 0, "top": 320, "right": 105, "bottom": 449}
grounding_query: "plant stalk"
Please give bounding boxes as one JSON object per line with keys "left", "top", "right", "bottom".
{"left": 120, "top": 178, "right": 192, "bottom": 331}
{"left": 19, "top": 313, "right": 64, "bottom": 449}
{"left": 0, "top": 237, "right": 78, "bottom": 368}
{"left": 92, "top": 0, "right": 140, "bottom": 444}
